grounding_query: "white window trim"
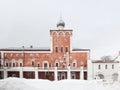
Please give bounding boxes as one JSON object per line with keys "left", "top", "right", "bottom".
{"left": 42, "top": 61, "right": 49, "bottom": 68}
{"left": 72, "top": 60, "right": 77, "bottom": 67}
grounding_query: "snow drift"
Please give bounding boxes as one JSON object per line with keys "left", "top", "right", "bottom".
{"left": 0, "top": 78, "right": 120, "bottom": 90}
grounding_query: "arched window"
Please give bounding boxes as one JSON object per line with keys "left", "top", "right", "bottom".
{"left": 65, "top": 47, "right": 68, "bottom": 52}
{"left": 105, "top": 65, "right": 107, "bottom": 69}
{"left": 43, "top": 61, "right": 49, "bottom": 69}
{"left": 55, "top": 47, "right": 58, "bottom": 52}
{"left": 55, "top": 63, "right": 59, "bottom": 67}
{"left": 44, "top": 63, "right": 47, "bottom": 69}
{"left": 32, "top": 61, "right": 34, "bottom": 66}
{"left": 98, "top": 65, "right": 101, "bottom": 69}
{"left": 6, "top": 63, "right": 8, "bottom": 67}
{"left": 61, "top": 47, "right": 63, "bottom": 52}
{"left": 54, "top": 60, "right": 59, "bottom": 67}
{"left": 37, "top": 63, "right": 40, "bottom": 67}
{"left": 72, "top": 60, "right": 77, "bottom": 67}
{"left": 112, "top": 64, "right": 114, "bottom": 69}
{"left": 13, "top": 63, "right": 15, "bottom": 67}
{"left": 20, "top": 63, "right": 22, "bottom": 67}
{"left": 98, "top": 74, "right": 104, "bottom": 79}
{"left": 73, "top": 63, "right": 76, "bottom": 67}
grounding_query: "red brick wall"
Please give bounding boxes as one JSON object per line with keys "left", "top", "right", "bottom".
{"left": 3, "top": 30, "right": 89, "bottom": 68}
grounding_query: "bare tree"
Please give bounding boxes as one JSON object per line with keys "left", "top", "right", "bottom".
{"left": 101, "top": 55, "right": 112, "bottom": 60}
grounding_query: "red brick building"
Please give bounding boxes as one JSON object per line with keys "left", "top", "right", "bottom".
{"left": 0, "top": 19, "right": 90, "bottom": 80}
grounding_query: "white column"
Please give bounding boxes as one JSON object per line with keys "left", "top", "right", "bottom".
{"left": 35, "top": 69, "right": 38, "bottom": 79}
{"left": 67, "top": 66, "right": 71, "bottom": 79}
{"left": 88, "top": 60, "right": 93, "bottom": 80}
{"left": 54, "top": 67, "right": 58, "bottom": 81}
{"left": 80, "top": 66, "right": 84, "bottom": 80}
{"left": 20, "top": 68, "right": 23, "bottom": 78}
{"left": 4, "top": 70, "right": 7, "bottom": 79}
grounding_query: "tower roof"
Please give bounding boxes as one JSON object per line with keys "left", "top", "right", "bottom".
{"left": 57, "top": 18, "right": 65, "bottom": 30}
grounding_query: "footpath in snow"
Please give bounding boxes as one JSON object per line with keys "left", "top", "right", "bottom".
{"left": 0, "top": 78, "right": 120, "bottom": 90}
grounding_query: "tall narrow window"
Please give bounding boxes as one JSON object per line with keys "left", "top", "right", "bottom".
{"left": 20, "top": 63, "right": 22, "bottom": 67}
{"left": 13, "top": 63, "right": 15, "bottom": 67}
{"left": 38, "top": 63, "right": 40, "bottom": 67}
{"left": 73, "top": 63, "right": 76, "bottom": 67}
{"left": 49, "top": 63, "right": 51, "bottom": 67}
{"left": 6, "top": 63, "right": 8, "bottom": 67}
{"left": 56, "top": 63, "right": 59, "bottom": 67}
{"left": 65, "top": 47, "right": 68, "bottom": 52}
{"left": 32, "top": 61, "right": 34, "bottom": 66}
{"left": 105, "top": 65, "right": 107, "bottom": 69}
{"left": 112, "top": 64, "right": 114, "bottom": 69}
{"left": 98, "top": 65, "right": 101, "bottom": 69}
{"left": 61, "top": 47, "right": 63, "bottom": 52}
{"left": 55, "top": 47, "right": 58, "bottom": 52}
{"left": 44, "top": 63, "right": 47, "bottom": 69}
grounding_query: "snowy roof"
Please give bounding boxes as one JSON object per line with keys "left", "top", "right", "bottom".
{"left": 72, "top": 48, "right": 90, "bottom": 51}
{"left": 92, "top": 60, "right": 119, "bottom": 63}
{"left": 114, "top": 55, "right": 120, "bottom": 61}
{"left": 0, "top": 47, "right": 51, "bottom": 51}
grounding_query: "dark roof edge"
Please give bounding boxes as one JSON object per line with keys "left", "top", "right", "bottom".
{"left": 72, "top": 48, "right": 90, "bottom": 51}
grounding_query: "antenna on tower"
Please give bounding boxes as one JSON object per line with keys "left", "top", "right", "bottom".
{"left": 60, "top": 12, "right": 62, "bottom": 20}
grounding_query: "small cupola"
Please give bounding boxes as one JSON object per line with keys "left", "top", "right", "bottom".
{"left": 57, "top": 18, "right": 65, "bottom": 30}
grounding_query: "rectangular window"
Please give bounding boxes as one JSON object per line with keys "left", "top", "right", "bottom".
{"left": 32, "top": 61, "right": 34, "bottom": 66}
{"left": 13, "top": 63, "right": 15, "bottom": 67}
{"left": 56, "top": 63, "right": 58, "bottom": 67}
{"left": 38, "top": 63, "right": 40, "bottom": 67}
{"left": 61, "top": 47, "right": 63, "bottom": 52}
{"left": 73, "top": 63, "right": 76, "bottom": 67}
{"left": 55, "top": 47, "right": 58, "bottom": 52}
{"left": 105, "top": 65, "right": 107, "bottom": 69}
{"left": 44, "top": 63, "right": 47, "bottom": 69}
{"left": 112, "top": 64, "right": 114, "bottom": 69}
{"left": 98, "top": 65, "right": 101, "bottom": 69}
{"left": 6, "top": 63, "right": 8, "bottom": 67}
{"left": 20, "top": 63, "right": 22, "bottom": 67}
{"left": 65, "top": 47, "right": 68, "bottom": 52}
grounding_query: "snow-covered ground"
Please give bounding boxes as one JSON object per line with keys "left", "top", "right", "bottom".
{"left": 0, "top": 78, "right": 120, "bottom": 90}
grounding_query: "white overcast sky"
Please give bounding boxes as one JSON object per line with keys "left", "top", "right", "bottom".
{"left": 0, "top": 0, "right": 120, "bottom": 59}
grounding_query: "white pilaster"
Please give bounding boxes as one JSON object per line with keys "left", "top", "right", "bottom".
{"left": 67, "top": 66, "right": 71, "bottom": 79}
{"left": 1, "top": 51, "right": 4, "bottom": 66}
{"left": 35, "top": 69, "right": 38, "bottom": 79}
{"left": 20, "top": 68, "right": 23, "bottom": 78}
{"left": 54, "top": 67, "right": 58, "bottom": 81}
{"left": 87, "top": 60, "right": 93, "bottom": 80}
{"left": 80, "top": 66, "right": 84, "bottom": 80}
{"left": 4, "top": 70, "right": 7, "bottom": 79}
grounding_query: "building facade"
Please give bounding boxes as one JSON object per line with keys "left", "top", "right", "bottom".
{"left": 91, "top": 54, "right": 120, "bottom": 81}
{"left": 0, "top": 19, "right": 90, "bottom": 80}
